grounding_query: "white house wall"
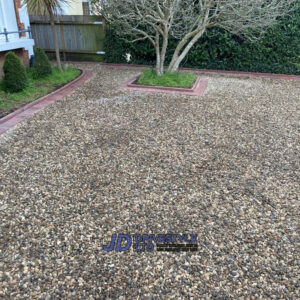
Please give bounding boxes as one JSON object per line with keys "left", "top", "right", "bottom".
{"left": 61, "top": 0, "right": 92, "bottom": 15}
{"left": 0, "top": 0, "right": 34, "bottom": 56}
{"left": 0, "top": 0, "right": 19, "bottom": 41}
{"left": 18, "top": 2, "right": 34, "bottom": 56}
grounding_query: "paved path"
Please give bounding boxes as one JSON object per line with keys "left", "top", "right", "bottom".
{"left": 0, "top": 63, "right": 299, "bottom": 299}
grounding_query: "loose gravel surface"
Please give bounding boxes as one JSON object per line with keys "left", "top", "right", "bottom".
{"left": 0, "top": 63, "right": 299, "bottom": 299}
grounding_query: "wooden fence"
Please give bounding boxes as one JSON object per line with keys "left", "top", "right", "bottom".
{"left": 29, "top": 15, "right": 105, "bottom": 61}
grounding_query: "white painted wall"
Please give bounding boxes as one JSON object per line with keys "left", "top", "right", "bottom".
{"left": 61, "top": 0, "right": 92, "bottom": 15}
{"left": 0, "top": 0, "right": 34, "bottom": 56}
{"left": 19, "top": 2, "right": 31, "bottom": 32}
{"left": 0, "top": 2, "right": 5, "bottom": 42}
{"left": 0, "top": 0, "right": 18, "bottom": 41}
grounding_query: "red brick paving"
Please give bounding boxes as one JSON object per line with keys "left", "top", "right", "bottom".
{"left": 0, "top": 70, "right": 93, "bottom": 136}
{"left": 0, "top": 128, "right": 7, "bottom": 135}
{"left": 18, "top": 108, "right": 41, "bottom": 116}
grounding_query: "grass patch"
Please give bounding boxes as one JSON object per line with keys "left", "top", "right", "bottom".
{"left": 137, "top": 69, "right": 197, "bottom": 88}
{"left": 0, "top": 66, "right": 81, "bottom": 118}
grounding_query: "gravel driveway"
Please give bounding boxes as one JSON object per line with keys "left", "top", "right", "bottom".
{"left": 0, "top": 63, "right": 299, "bottom": 299}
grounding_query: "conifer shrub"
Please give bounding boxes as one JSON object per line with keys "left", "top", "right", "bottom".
{"left": 33, "top": 47, "right": 52, "bottom": 78}
{"left": 3, "top": 51, "right": 28, "bottom": 93}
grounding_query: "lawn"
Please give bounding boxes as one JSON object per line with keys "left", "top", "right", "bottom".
{"left": 137, "top": 69, "right": 196, "bottom": 88}
{"left": 0, "top": 66, "right": 81, "bottom": 118}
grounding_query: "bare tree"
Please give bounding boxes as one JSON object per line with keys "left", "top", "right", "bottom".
{"left": 93, "top": 0, "right": 297, "bottom": 76}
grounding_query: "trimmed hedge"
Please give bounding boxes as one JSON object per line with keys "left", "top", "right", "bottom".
{"left": 33, "top": 47, "right": 52, "bottom": 78}
{"left": 3, "top": 52, "right": 28, "bottom": 93}
{"left": 104, "top": 4, "right": 300, "bottom": 75}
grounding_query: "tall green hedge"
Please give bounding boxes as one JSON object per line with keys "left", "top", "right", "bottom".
{"left": 104, "top": 4, "right": 300, "bottom": 74}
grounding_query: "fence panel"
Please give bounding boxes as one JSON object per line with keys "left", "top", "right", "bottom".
{"left": 29, "top": 15, "right": 105, "bottom": 61}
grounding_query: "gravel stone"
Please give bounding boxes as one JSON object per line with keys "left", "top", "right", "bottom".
{"left": 0, "top": 63, "right": 299, "bottom": 299}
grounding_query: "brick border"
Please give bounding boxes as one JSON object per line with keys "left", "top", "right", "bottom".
{"left": 99, "top": 62, "right": 300, "bottom": 81}
{"left": 0, "top": 69, "right": 93, "bottom": 136}
{"left": 119, "top": 74, "right": 208, "bottom": 96}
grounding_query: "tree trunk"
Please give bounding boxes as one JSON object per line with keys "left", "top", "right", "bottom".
{"left": 155, "top": 50, "right": 162, "bottom": 76}
{"left": 168, "top": 29, "right": 205, "bottom": 73}
{"left": 49, "top": 13, "right": 63, "bottom": 72}
{"left": 167, "top": 30, "right": 199, "bottom": 72}
{"left": 159, "top": 27, "right": 168, "bottom": 75}
{"left": 155, "top": 31, "right": 163, "bottom": 76}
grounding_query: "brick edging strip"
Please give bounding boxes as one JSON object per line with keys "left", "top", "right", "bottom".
{"left": 99, "top": 62, "right": 300, "bottom": 81}
{"left": 0, "top": 69, "right": 93, "bottom": 136}
{"left": 126, "top": 75, "right": 201, "bottom": 92}
{"left": 119, "top": 74, "right": 208, "bottom": 96}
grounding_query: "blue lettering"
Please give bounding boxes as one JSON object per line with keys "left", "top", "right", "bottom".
{"left": 190, "top": 234, "right": 197, "bottom": 243}
{"left": 116, "top": 234, "right": 132, "bottom": 251}
{"left": 158, "top": 234, "right": 165, "bottom": 242}
{"left": 175, "top": 234, "right": 184, "bottom": 243}
{"left": 135, "top": 234, "right": 142, "bottom": 243}
{"left": 135, "top": 243, "right": 145, "bottom": 252}
{"left": 149, "top": 234, "right": 159, "bottom": 243}
{"left": 146, "top": 243, "right": 154, "bottom": 252}
{"left": 142, "top": 234, "right": 149, "bottom": 242}
{"left": 165, "top": 234, "right": 173, "bottom": 243}
{"left": 103, "top": 234, "right": 117, "bottom": 252}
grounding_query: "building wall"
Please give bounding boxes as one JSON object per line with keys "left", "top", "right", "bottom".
{"left": 68, "top": 2, "right": 84, "bottom": 15}
{"left": 0, "top": 0, "right": 19, "bottom": 41}
{"left": 15, "top": 0, "right": 32, "bottom": 40}
{"left": 61, "top": 0, "right": 92, "bottom": 15}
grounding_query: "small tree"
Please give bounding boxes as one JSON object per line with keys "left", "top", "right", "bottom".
{"left": 22, "top": 0, "right": 70, "bottom": 72}
{"left": 3, "top": 52, "right": 29, "bottom": 93}
{"left": 94, "top": 0, "right": 297, "bottom": 75}
{"left": 33, "top": 47, "right": 52, "bottom": 78}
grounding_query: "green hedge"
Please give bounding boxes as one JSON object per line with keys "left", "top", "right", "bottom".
{"left": 104, "top": 4, "right": 300, "bottom": 74}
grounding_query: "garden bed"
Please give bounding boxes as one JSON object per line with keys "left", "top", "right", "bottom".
{"left": 137, "top": 69, "right": 197, "bottom": 88}
{"left": 0, "top": 67, "right": 81, "bottom": 118}
{"left": 120, "top": 72, "right": 208, "bottom": 96}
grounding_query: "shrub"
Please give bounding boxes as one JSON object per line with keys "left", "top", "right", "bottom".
{"left": 3, "top": 52, "right": 28, "bottom": 93}
{"left": 33, "top": 47, "right": 52, "bottom": 78}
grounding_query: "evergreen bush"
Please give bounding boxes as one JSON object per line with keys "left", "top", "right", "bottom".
{"left": 33, "top": 47, "right": 52, "bottom": 78}
{"left": 3, "top": 52, "right": 29, "bottom": 93}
